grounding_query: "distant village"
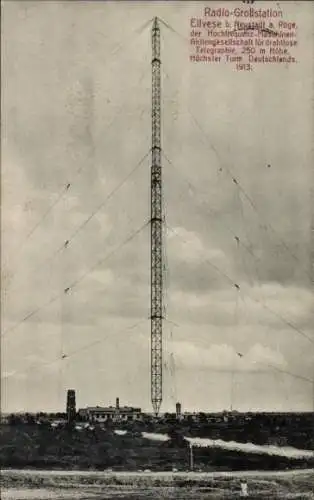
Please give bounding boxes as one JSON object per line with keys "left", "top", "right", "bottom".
{"left": 1, "top": 388, "right": 257, "bottom": 428}
{"left": 2, "top": 388, "right": 309, "bottom": 435}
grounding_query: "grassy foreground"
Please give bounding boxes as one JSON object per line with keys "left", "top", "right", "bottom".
{"left": 1, "top": 469, "right": 314, "bottom": 499}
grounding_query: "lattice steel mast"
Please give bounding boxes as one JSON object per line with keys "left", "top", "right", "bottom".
{"left": 151, "top": 17, "right": 163, "bottom": 416}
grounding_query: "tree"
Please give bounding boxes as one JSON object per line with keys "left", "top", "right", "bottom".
{"left": 198, "top": 412, "right": 207, "bottom": 424}
{"left": 167, "top": 427, "right": 188, "bottom": 448}
{"left": 8, "top": 414, "right": 23, "bottom": 425}
{"left": 25, "top": 413, "right": 36, "bottom": 425}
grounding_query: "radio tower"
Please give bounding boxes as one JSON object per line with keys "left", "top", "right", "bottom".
{"left": 151, "top": 17, "right": 163, "bottom": 416}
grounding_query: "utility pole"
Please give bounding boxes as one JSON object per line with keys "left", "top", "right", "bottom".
{"left": 151, "top": 17, "right": 163, "bottom": 416}
{"left": 189, "top": 443, "right": 194, "bottom": 471}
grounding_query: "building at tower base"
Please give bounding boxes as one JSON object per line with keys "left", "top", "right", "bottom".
{"left": 78, "top": 398, "right": 142, "bottom": 423}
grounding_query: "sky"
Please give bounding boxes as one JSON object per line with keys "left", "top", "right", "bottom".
{"left": 1, "top": 0, "right": 314, "bottom": 413}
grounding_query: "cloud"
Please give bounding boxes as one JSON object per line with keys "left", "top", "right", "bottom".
{"left": 2, "top": 1, "right": 313, "bottom": 412}
{"left": 170, "top": 340, "right": 287, "bottom": 373}
{"left": 168, "top": 226, "right": 207, "bottom": 262}
{"left": 245, "top": 344, "right": 287, "bottom": 368}
{"left": 2, "top": 371, "right": 27, "bottom": 381}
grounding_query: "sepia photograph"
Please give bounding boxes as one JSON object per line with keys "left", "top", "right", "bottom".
{"left": 1, "top": 0, "right": 314, "bottom": 498}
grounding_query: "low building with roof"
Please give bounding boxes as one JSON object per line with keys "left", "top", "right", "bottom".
{"left": 78, "top": 397, "right": 142, "bottom": 423}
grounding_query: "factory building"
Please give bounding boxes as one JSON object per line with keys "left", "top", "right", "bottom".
{"left": 78, "top": 397, "right": 142, "bottom": 423}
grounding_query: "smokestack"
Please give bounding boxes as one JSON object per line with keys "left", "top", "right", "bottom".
{"left": 116, "top": 397, "right": 120, "bottom": 410}
{"left": 176, "top": 402, "right": 182, "bottom": 419}
{"left": 66, "top": 389, "right": 76, "bottom": 424}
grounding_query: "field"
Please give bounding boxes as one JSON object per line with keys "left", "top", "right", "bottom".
{"left": 1, "top": 423, "right": 314, "bottom": 471}
{"left": 1, "top": 469, "right": 314, "bottom": 499}
{"left": 1, "top": 416, "right": 314, "bottom": 498}
{"left": 6, "top": 411, "right": 314, "bottom": 452}
{"left": 151, "top": 412, "right": 314, "bottom": 451}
